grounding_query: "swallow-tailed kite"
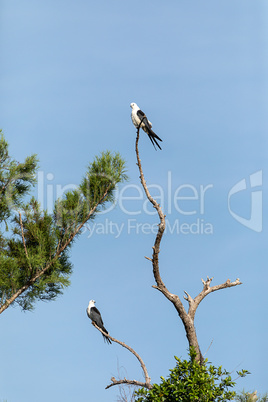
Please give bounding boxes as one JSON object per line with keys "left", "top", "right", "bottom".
{"left": 130, "top": 102, "right": 162, "bottom": 150}
{"left": 86, "top": 300, "right": 112, "bottom": 344}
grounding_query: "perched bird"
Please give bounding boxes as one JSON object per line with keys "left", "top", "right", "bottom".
{"left": 86, "top": 300, "right": 112, "bottom": 344}
{"left": 130, "top": 102, "right": 162, "bottom": 150}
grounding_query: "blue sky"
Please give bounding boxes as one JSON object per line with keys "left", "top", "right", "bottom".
{"left": 0, "top": 1, "right": 267, "bottom": 401}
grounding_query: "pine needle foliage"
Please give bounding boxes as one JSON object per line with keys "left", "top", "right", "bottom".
{"left": 0, "top": 131, "right": 38, "bottom": 224}
{"left": 0, "top": 133, "right": 127, "bottom": 313}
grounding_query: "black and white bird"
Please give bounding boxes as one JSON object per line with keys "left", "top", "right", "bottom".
{"left": 86, "top": 300, "right": 112, "bottom": 344}
{"left": 130, "top": 102, "right": 162, "bottom": 150}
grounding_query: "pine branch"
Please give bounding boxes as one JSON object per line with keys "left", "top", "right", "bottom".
{"left": 0, "top": 145, "right": 127, "bottom": 313}
{"left": 18, "top": 212, "right": 32, "bottom": 273}
{"left": 0, "top": 186, "right": 111, "bottom": 314}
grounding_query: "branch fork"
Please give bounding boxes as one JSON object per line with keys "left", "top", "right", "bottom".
{"left": 135, "top": 127, "right": 242, "bottom": 363}
{"left": 99, "top": 125, "right": 244, "bottom": 393}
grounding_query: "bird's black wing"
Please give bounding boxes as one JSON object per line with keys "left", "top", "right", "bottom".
{"left": 91, "top": 306, "right": 104, "bottom": 327}
{"left": 137, "top": 109, "right": 152, "bottom": 130}
{"left": 136, "top": 108, "right": 163, "bottom": 150}
{"left": 137, "top": 109, "right": 146, "bottom": 119}
{"left": 92, "top": 307, "right": 112, "bottom": 344}
{"left": 91, "top": 306, "right": 101, "bottom": 316}
{"left": 87, "top": 306, "right": 112, "bottom": 344}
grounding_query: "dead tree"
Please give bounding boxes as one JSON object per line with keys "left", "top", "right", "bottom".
{"left": 92, "top": 123, "right": 242, "bottom": 392}
{"left": 135, "top": 125, "right": 242, "bottom": 363}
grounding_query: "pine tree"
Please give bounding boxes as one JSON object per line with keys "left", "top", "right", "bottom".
{"left": 0, "top": 130, "right": 127, "bottom": 313}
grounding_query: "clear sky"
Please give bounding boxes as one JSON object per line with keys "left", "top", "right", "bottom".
{"left": 0, "top": 1, "right": 267, "bottom": 401}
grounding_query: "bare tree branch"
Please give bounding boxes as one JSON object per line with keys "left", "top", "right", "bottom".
{"left": 135, "top": 126, "right": 203, "bottom": 360}
{"left": 91, "top": 322, "right": 152, "bottom": 390}
{"left": 135, "top": 126, "right": 242, "bottom": 364}
{"left": 185, "top": 276, "right": 242, "bottom": 320}
{"left": 106, "top": 378, "right": 150, "bottom": 391}
{"left": 135, "top": 126, "right": 168, "bottom": 294}
{"left": 203, "top": 339, "right": 214, "bottom": 357}
{"left": 144, "top": 256, "right": 152, "bottom": 262}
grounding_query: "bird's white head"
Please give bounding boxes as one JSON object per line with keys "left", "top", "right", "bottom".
{"left": 88, "top": 299, "right": 96, "bottom": 308}
{"left": 130, "top": 102, "right": 138, "bottom": 110}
